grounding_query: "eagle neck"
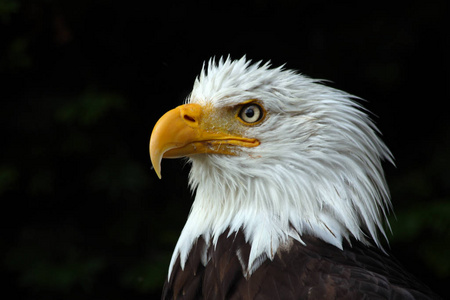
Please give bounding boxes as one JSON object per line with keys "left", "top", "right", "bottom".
{"left": 167, "top": 155, "right": 387, "bottom": 278}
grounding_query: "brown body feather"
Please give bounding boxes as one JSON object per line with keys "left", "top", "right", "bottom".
{"left": 162, "top": 229, "right": 440, "bottom": 300}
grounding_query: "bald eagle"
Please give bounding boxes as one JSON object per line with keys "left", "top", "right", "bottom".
{"left": 150, "top": 57, "right": 440, "bottom": 299}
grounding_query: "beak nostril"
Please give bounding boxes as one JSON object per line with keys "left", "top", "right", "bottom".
{"left": 183, "top": 115, "right": 196, "bottom": 123}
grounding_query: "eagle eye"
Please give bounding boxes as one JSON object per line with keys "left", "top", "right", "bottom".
{"left": 238, "top": 103, "right": 265, "bottom": 124}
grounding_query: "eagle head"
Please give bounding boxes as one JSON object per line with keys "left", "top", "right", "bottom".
{"left": 150, "top": 57, "right": 393, "bottom": 276}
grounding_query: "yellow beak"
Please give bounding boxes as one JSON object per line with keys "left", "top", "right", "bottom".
{"left": 149, "top": 103, "right": 259, "bottom": 178}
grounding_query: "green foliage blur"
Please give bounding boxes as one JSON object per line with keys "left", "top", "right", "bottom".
{"left": 1, "top": 0, "right": 448, "bottom": 299}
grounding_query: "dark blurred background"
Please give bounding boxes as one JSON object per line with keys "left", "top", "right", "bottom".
{"left": 1, "top": 0, "right": 448, "bottom": 299}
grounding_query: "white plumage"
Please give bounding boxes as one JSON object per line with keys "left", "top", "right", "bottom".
{"left": 167, "top": 56, "right": 394, "bottom": 278}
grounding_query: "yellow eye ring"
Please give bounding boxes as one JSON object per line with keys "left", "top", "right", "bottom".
{"left": 237, "top": 101, "right": 266, "bottom": 125}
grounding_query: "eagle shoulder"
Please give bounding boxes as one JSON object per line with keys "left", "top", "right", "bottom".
{"left": 162, "top": 230, "right": 440, "bottom": 300}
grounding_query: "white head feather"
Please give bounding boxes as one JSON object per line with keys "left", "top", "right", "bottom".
{"left": 168, "top": 56, "right": 394, "bottom": 277}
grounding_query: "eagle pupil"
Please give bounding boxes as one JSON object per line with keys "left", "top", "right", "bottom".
{"left": 245, "top": 108, "right": 255, "bottom": 118}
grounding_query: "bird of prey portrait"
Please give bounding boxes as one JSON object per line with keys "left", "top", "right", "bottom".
{"left": 149, "top": 57, "right": 440, "bottom": 299}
